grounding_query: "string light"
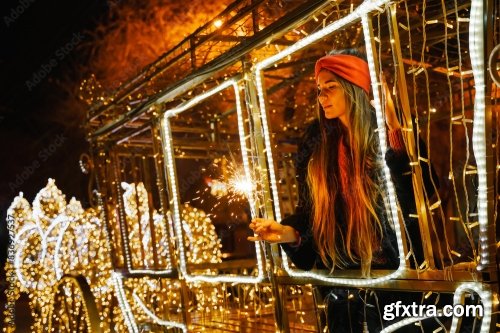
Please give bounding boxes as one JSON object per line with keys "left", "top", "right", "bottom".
{"left": 255, "top": 0, "right": 391, "bottom": 224}
{"left": 254, "top": 0, "right": 405, "bottom": 285}
{"left": 113, "top": 273, "right": 140, "bottom": 333}
{"left": 380, "top": 315, "right": 431, "bottom": 333}
{"left": 5, "top": 180, "right": 190, "bottom": 332}
{"left": 380, "top": 282, "right": 492, "bottom": 333}
{"left": 161, "top": 79, "right": 265, "bottom": 283}
{"left": 132, "top": 292, "right": 188, "bottom": 333}
{"left": 449, "top": 283, "right": 492, "bottom": 333}
{"left": 4, "top": 1, "right": 494, "bottom": 331}
{"left": 121, "top": 182, "right": 174, "bottom": 275}
{"left": 469, "top": 0, "right": 490, "bottom": 271}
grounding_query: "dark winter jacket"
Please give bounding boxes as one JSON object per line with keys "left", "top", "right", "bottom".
{"left": 280, "top": 119, "right": 435, "bottom": 271}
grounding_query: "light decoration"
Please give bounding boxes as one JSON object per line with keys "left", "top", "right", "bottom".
{"left": 449, "top": 283, "right": 492, "bottom": 333}
{"left": 132, "top": 292, "right": 188, "bottom": 333}
{"left": 180, "top": 204, "right": 223, "bottom": 267}
{"left": 161, "top": 78, "right": 265, "bottom": 283}
{"left": 114, "top": 162, "right": 134, "bottom": 271}
{"left": 113, "top": 200, "right": 223, "bottom": 326}
{"left": 380, "top": 315, "right": 433, "bottom": 333}
{"left": 380, "top": 282, "right": 492, "bottom": 333}
{"left": 254, "top": 0, "right": 407, "bottom": 285}
{"left": 5, "top": 179, "right": 226, "bottom": 332}
{"left": 468, "top": 0, "right": 490, "bottom": 271}
{"left": 112, "top": 273, "right": 140, "bottom": 333}
{"left": 111, "top": 186, "right": 224, "bottom": 328}
{"left": 120, "top": 182, "right": 173, "bottom": 275}
{"left": 4, "top": 180, "right": 116, "bottom": 332}
{"left": 209, "top": 178, "right": 228, "bottom": 197}
{"left": 214, "top": 19, "right": 223, "bottom": 28}
{"left": 46, "top": 276, "right": 98, "bottom": 333}
{"left": 113, "top": 183, "right": 224, "bottom": 315}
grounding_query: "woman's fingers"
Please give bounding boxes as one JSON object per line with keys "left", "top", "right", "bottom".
{"left": 247, "top": 234, "right": 281, "bottom": 243}
{"left": 251, "top": 219, "right": 270, "bottom": 232}
{"left": 249, "top": 219, "right": 283, "bottom": 243}
{"left": 255, "top": 225, "right": 270, "bottom": 233}
{"left": 254, "top": 219, "right": 273, "bottom": 228}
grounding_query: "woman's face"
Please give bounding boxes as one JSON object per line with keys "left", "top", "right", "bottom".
{"left": 317, "top": 70, "right": 349, "bottom": 125}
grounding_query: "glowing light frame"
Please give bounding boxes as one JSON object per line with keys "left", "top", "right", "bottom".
{"left": 469, "top": 0, "right": 490, "bottom": 271}
{"left": 113, "top": 273, "right": 140, "bottom": 333}
{"left": 380, "top": 282, "right": 492, "bottom": 333}
{"left": 161, "top": 78, "right": 265, "bottom": 283}
{"left": 254, "top": 0, "right": 405, "bottom": 286}
{"left": 132, "top": 292, "right": 188, "bottom": 333}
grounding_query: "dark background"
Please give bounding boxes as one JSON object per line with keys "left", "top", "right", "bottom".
{"left": 0, "top": 0, "right": 110, "bottom": 271}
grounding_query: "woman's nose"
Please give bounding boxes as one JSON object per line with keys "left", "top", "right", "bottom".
{"left": 318, "top": 92, "right": 327, "bottom": 104}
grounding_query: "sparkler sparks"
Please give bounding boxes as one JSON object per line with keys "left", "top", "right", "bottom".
{"left": 209, "top": 158, "right": 260, "bottom": 218}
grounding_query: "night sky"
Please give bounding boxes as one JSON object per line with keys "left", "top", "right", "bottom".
{"left": 0, "top": 0, "right": 110, "bottom": 266}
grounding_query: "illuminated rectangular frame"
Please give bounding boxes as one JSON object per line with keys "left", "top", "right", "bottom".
{"left": 160, "top": 78, "right": 265, "bottom": 283}
{"left": 381, "top": 2, "right": 493, "bottom": 330}
{"left": 377, "top": 3, "right": 494, "bottom": 331}
{"left": 252, "top": 2, "right": 493, "bottom": 327}
{"left": 253, "top": 0, "right": 406, "bottom": 286}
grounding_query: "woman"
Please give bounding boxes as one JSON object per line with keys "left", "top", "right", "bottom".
{"left": 248, "top": 49, "right": 428, "bottom": 332}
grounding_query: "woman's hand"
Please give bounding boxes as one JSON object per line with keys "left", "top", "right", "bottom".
{"left": 247, "top": 218, "right": 299, "bottom": 244}
{"left": 382, "top": 78, "right": 401, "bottom": 131}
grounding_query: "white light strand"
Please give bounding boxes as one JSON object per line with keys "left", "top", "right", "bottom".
{"left": 112, "top": 273, "right": 139, "bottom": 333}
{"left": 254, "top": 0, "right": 391, "bottom": 226}
{"left": 256, "top": 0, "right": 391, "bottom": 71}
{"left": 449, "top": 283, "right": 492, "bottom": 333}
{"left": 132, "top": 292, "right": 187, "bottom": 333}
{"left": 381, "top": 282, "right": 492, "bottom": 333}
{"left": 254, "top": 0, "right": 404, "bottom": 285}
{"left": 54, "top": 220, "right": 71, "bottom": 279}
{"left": 380, "top": 316, "right": 433, "bottom": 333}
{"left": 164, "top": 79, "right": 235, "bottom": 118}
{"left": 469, "top": 0, "right": 489, "bottom": 271}
{"left": 14, "top": 227, "right": 39, "bottom": 290}
{"left": 233, "top": 80, "right": 265, "bottom": 282}
{"left": 361, "top": 14, "right": 405, "bottom": 269}
{"left": 121, "top": 182, "right": 174, "bottom": 275}
{"left": 253, "top": 70, "right": 282, "bottom": 223}
{"left": 161, "top": 79, "right": 264, "bottom": 283}
{"left": 114, "top": 163, "right": 133, "bottom": 270}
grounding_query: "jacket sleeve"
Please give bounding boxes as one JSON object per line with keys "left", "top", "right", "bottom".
{"left": 280, "top": 213, "right": 317, "bottom": 270}
{"left": 279, "top": 120, "right": 321, "bottom": 271}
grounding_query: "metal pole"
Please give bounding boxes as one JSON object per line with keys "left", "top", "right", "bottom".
{"left": 244, "top": 59, "right": 290, "bottom": 333}
{"left": 386, "top": 4, "right": 436, "bottom": 269}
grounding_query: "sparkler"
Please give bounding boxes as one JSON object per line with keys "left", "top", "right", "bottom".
{"left": 213, "top": 157, "right": 261, "bottom": 219}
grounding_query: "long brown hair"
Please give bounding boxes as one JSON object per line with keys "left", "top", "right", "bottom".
{"left": 307, "top": 50, "right": 383, "bottom": 277}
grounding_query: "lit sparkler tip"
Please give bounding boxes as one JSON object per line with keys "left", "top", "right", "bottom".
{"left": 229, "top": 175, "right": 254, "bottom": 197}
